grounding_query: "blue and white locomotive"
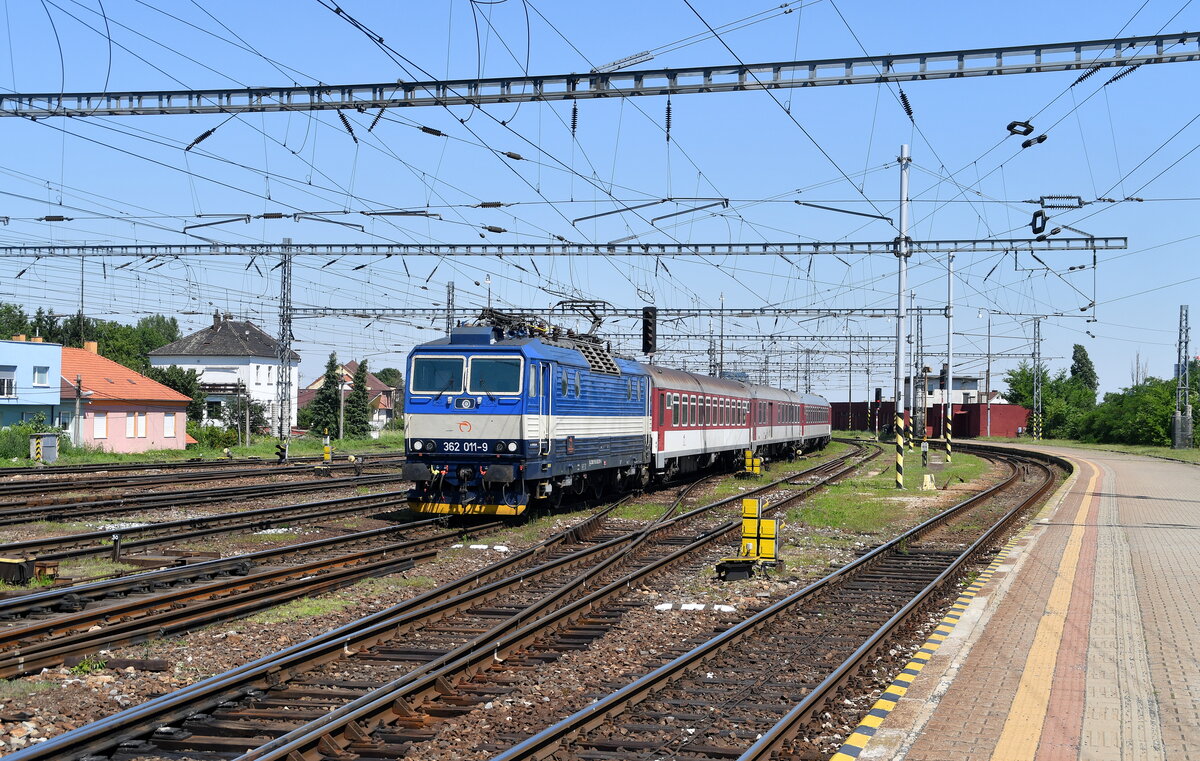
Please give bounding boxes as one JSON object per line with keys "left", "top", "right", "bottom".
{"left": 402, "top": 317, "right": 831, "bottom": 516}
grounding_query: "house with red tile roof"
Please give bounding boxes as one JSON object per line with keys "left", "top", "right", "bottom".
{"left": 61, "top": 342, "right": 191, "bottom": 453}
{"left": 298, "top": 360, "right": 397, "bottom": 433}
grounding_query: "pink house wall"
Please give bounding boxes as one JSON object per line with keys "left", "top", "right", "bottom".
{"left": 81, "top": 403, "right": 188, "bottom": 453}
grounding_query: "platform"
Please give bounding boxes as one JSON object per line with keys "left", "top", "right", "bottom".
{"left": 844, "top": 445, "right": 1200, "bottom": 761}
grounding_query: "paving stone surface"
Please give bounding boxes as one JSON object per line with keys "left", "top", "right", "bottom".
{"left": 866, "top": 447, "right": 1200, "bottom": 761}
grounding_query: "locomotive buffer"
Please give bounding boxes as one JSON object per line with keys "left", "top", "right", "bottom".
{"left": 716, "top": 498, "right": 782, "bottom": 581}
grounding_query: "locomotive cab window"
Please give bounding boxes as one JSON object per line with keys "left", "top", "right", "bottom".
{"left": 410, "top": 356, "right": 464, "bottom": 394}
{"left": 468, "top": 357, "right": 523, "bottom": 394}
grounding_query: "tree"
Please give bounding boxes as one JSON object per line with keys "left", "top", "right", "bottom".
{"left": 146, "top": 365, "right": 206, "bottom": 422}
{"left": 374, "top": 367, "right": 403, "bottom": 388}
{"left": 1068, "top": 344, "right": 1098, "bottom": 400}
{"left": 223, "top": 396, "right": 268, "bottom": 438}
{"left": 0, "top": 303, "right": 28, "bottom": 339}
{"left": 305, "top": 353, "right": 342, "bottom": 437}
{"left": 344, "top": 360, "right": 372, "bottom": 438}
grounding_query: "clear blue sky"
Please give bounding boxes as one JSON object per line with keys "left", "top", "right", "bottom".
{"left": 0, "top": 0, "right": 1196, "bottom": 398}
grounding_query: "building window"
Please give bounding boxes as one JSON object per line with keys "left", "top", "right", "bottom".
{"left": 32, "top": 366, "right": 49, "bottom": 386}
{"left": 94, "top": 412, "right": 107, "bottom": 439}
{"left": 0, "top": 366, "right": 14, "bottom": 397}
{"left": 58, "top": 412, "right": 73, "bottom": 429}
{"left": 164, "top": 413, "right": 176, "bottom": 438}
{"left": 126, "top": 413, "right": 136, "bottom": 438}
{"left": 137, "top": 412, "right": 147, "bottom": 438}
{"left": 255, "top": 365, "right": 262, "bottom": 385}
{"left": 207, "top": 400, "right": 223, "bottom": 419}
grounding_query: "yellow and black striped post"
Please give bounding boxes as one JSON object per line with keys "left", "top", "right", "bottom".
{"left": 944, "top": 403, "right": 953, "bottom": 463}
{"left": 1032, "top": 412, "right": 1042, "bottom": 441}
{"left": 895, "top": 411, "right": 905, "bottom": 489}
{"left": 34, "top": 438, "right": 42, "bottom": 462}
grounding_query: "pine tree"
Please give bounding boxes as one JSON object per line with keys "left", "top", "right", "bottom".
{"left": 306, "top": 353, "right": 342, "bottom": 437}
{"left": 1069, "top": 344, "right": 1099, "bottom": 398}
{"left": 344, "top": 360, "right": 372, "bottom": 438}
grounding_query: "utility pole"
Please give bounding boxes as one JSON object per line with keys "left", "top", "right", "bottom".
{"left": 719, "top": 292, "right": 725, "bottom": 378}
{"left": 985, "top": 311, "right": 993, "bottom": 437}
{"left": 1032, "top": 317, "right": 1043, "bottom": 440}
{"left": 945, "top": 253, "right": 954, "bottom": 463}
{"left": 73, "top": 374, "right": 83, "bottom": 447}
{"left": 1175, "top": 305, "right": 1193, "bottom": 449}
{"left": 446, "top": 281, "right": 455, "bottom": 335}
{"left": 894, "top": 144, "right": 911, "bottom": 488}
{"left": 913, "top": 306, "right": 923, "bottom": 435}
{"left": 805, "top": 348, "right": 812, "bottom": 394}
{"left": 276, "top": 238, "right": 294, "bottom": 451}
{"left": 907, "top": 290, "right": 915, "bottom": 450}
{"left": 338, "top": 371, "right": 346, "bottom": 440}
{"left": 244, "top": 381, "right": 251, "bottom": 447}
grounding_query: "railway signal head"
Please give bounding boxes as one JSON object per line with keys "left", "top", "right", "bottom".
{"left": 641, "top": 306, "right": 657, "bottom": 355}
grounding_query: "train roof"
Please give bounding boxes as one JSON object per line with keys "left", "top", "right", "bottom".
{"left": 643, "top": 364, "right": 828, "bottom": 406}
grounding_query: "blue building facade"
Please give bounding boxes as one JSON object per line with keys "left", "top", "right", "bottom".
{"left": 0, "top": 338, "right": 63, "bottom": 427}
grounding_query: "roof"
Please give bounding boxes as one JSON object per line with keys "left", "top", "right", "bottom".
{"left": 60, "top": 348, "right": 191, "bottom": 404}
{"left": 149, "top": 314, "right": 300, "bottom": 361}
{"left": 297, "top": 382, "right": 393, "bottom": 411}
{"left": 342, "top": 361, "right": 393, "bottom": 393}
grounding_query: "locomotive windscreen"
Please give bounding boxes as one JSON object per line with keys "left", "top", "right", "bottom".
{"left": 468, "top": 357, "right": 523, "bottom": 394}
{"left": 411, "top": 356, "right": 464, "bottom": 393}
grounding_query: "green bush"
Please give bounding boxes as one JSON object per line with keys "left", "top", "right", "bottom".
{"left": 0, "top": 414, "right": 67, "bottom": 460}
{"left": 186, "top": 421, "right": 239, "bottom": 449}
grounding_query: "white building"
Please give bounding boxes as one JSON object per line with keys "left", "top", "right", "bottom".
{"left": 904, "top": 374, "right": 1007, "bottom": 406}
{"left": 149, "top": 312, "right": 299, "bottom": 433}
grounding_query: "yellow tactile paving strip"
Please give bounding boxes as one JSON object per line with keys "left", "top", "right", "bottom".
{"left": 831, "top": 458, "right": 1087, "bottom": 761}
{"left": 830, "top": 538, "right": 1021, "bottom": 761}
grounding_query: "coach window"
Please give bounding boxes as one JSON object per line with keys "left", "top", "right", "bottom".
{"left": 658, "top": 394, "right": 666, "bottom": 426}
{"left": 672, "top": 394, "right": 680, "bottom": 425}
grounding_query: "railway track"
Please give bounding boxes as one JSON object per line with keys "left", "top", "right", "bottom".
{"left": 2, "top": 444, "right": 878, "bottom": 761}
{"left": 0, "top": 451, "right": 399, "bottom": 478}
{"left": 0, "top": 516, "right": 482, "bottom": 678}
{"left": 0, "top": 489, "right": 414, "bottom": 562}
{"left": 0, "top": 458, "right": 404, "bottom": 501}
{"left": 487, "top": 445, "right": 1061, "bottom": 761}
{"left": 0, "top": 471, "right": 410, "bottom": 527}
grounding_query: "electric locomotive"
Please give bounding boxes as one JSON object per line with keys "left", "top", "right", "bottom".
{"left": 402, "top": 319, "right": 651, "bottom": 515}
{"left": 403, "top": 314, "right": 830, "bottom": 516}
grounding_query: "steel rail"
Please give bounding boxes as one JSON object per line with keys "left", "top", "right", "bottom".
{"left": 0, "top": 503, "right": 625, "bottom": 761}
{"left": 0, "top": 489, "right": 411, "bottom": 562}
{"left": 0, "top": 525, "right": 479, "bottom": 678}
{"left": 0, "top": 458, "right": 401, "bottom": 499}
{"left": 237, "top": 447, "right": 877, "bottom": 761}
{"left": 738, "top": 447, "right": 1063, "bottom": 760}
{"left": 489, "top": 449, "right": 1047, "bottom": 761}
{"left": 0, "top": 451, "right": 393, "bottom": 476}
{"left": 0, "top": 32, "right": 1193, "bottom": 116}
{"left": 0, "top": 516, "right": 448, "bottom": 620}
{"left": 4, "top": 450, "right": 870, "bottom": 761}
{"left": 0, "top": 472, "right": 409, "bottom": 526}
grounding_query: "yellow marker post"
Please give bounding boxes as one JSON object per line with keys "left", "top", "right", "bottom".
{"left": 322, "top": 428, "right": 332, "bottom": 463}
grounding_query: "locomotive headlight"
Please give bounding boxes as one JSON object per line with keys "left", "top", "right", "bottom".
{"left": 412, "top": 440, "right": 423, "bottom": 451}
{"left": 507, "top": 441, "right": 518, "bottom": 452}
{"left": 425, "top": 440, "right": 437, "bottom": 452}
{"left": 495, "top": 441, "right": 507, "bottom": 452}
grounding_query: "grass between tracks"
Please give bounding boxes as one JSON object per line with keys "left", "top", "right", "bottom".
{"left": 785, "top": 451, "right": 989, "bottom": 534}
